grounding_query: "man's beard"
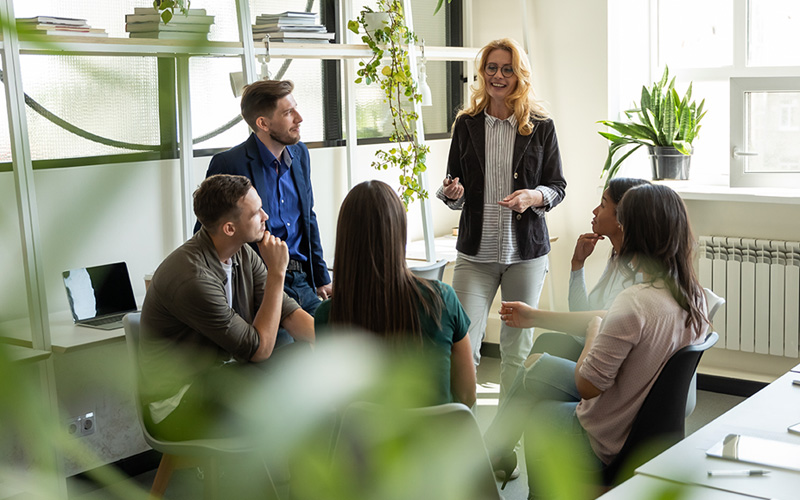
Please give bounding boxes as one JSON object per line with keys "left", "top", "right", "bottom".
{"left": 270, "top": 129, "right": 300, "bottom": 146}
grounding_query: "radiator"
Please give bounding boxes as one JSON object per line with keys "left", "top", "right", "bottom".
{"left": 698, "top": 236, "right": 800, "bottom": 356}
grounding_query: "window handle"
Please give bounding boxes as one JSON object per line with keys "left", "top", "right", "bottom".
{"left": 732, "top": 147, "right": 759, "bottom": 158}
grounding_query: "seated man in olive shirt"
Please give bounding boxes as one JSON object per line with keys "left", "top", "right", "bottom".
{"left": 140, "top": 174, "right": 314, "bottom": 441}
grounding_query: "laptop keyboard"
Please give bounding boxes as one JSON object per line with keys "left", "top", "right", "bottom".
{"left": 82, "top": 313, "right": 126, "bottom": 327}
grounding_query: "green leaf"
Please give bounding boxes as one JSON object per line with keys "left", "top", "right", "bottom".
{"left": 347, "top": 20, "right": 360, "bottom": 34}
{"left": 161, "top": 9, "right": 173, "bottom": 23}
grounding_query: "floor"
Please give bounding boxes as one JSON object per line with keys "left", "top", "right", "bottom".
{"left": 67, "top": 356, "right": 745, "bottom": 500}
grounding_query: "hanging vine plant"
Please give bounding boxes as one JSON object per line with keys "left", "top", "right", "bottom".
{"left": 152, "top": 0, "right": 191, "bottom": 23}
{"left": 347, "top": 0, "right": 429, "bottom": 206}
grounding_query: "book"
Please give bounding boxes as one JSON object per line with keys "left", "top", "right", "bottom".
{"left": 261, "top": 31, "right": 333, "bottom": 40}
{"left": 125, "top": 14, "right": 214, "bottom": 24}
{"left": 18, "top": 25, "right": 108, "bottom": 36}
{"left": 16, "top": 16, "right": 88, "bottom": 27}
{"left": 133, "top": 7, "right": 207, "bottom": 16}
{"left": 252, "top": 25, "right": 328, "bottom": 33}
{"left": 256, "top": 13, "right": 318, "bottom": 25}
{"left": 267, "top": 38, "right": 332, "bottom": 44}
{"left": 19, "top": 29, "right": 108, "bottom": 38}
{"left": 126, "top": 22, "right": 211, "bottom": 33}
{"left": 257, "top": 11, "right": 317, "bottom": 19}
{"left": 128, "top": 31, "right": 208, "bottom": 40}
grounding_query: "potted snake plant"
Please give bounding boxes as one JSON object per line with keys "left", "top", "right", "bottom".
{"left": 598, "top": 66, "right": 706, "bottom": 186}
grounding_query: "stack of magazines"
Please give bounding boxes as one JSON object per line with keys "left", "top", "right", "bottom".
{"left": 252, "top": 11, "right": 333, "bottom": 44}
{"left": 125, "top": 7, "right": 214, "bottom": 40}
{"left": 16, "top": 16, "right": 108, "bottom": 37}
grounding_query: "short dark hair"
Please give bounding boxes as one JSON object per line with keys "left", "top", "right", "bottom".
{"left": 240, "top": 79, "right": 294, "bottom": 130}
{"left": 193, "top": 174, "right": 252, "bottom": 231}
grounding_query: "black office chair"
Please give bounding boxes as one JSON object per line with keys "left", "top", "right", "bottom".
{"left": 601, "top": 331, "right": 719, "bottom": 486}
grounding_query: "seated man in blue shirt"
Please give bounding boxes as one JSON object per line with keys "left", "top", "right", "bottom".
{"left": 198, "top": 80, "right": 331, "bottom": 346}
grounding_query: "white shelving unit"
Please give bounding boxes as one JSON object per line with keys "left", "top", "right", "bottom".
{"left": 1, "top": 0, "right": 479, "bottom": 488}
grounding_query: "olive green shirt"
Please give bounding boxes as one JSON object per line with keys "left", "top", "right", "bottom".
{"left": 139, "top": 228, "right": 299, "bottom": 418}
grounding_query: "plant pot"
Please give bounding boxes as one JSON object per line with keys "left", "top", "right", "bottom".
{"left": 363, "top": 12, "right": 391, "bottom": 35}
{"left": 648, "top": 146, "right": 692, "bottom": 180}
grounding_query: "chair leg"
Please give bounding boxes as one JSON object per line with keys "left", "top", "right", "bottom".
{"left": 203, "top": 458, "right": 219, "bottom": 500}
{"left": 150, "top": 454, "right": 177, "bottom": 499}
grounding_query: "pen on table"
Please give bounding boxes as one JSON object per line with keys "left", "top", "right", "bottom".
{"left": 707, "top": 469, "right": 771, "bottom": 477}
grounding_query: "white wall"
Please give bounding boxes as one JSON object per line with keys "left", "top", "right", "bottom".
{"left": 471, "top": 0, "right": 611, "bottom": 312}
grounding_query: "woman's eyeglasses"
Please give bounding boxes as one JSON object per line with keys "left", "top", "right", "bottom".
{"left": 484, "top": 63, "right": 514, "bottom": 78}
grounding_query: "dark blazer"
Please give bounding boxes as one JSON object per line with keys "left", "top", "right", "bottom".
{"left": 446, "top": 113, "right": 566, "bottom": 260}
{"left": 196, "top": 133, "right": 331, "bottom": 289}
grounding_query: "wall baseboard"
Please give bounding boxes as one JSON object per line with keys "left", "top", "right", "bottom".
{"left": 67, "top": 449, "right": 160, "bottom": 494}
{"left": 480, "top": 342, "right": 500, "bottom": 359}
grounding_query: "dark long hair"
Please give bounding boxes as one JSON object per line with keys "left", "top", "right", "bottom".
{"left": 329, "top": 181, "right": 443, "bottom": 342}
{"left": 607, "top": 177, "right": 650, "bottom": 205}
{"left": 617, "top": 184, "right": 706, "bottom": 331}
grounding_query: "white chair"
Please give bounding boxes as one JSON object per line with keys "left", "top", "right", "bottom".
{"left": 409, "top": 259, "right": 448, "bottom": 281}
{"left": 332, "top": 401, "right": 501, "bottom": 500}
{"left": 123, "top": 313, "right": 273, "bottom": 499}
{"left": 684, "top": 288, "right": 726, "bottom": 418}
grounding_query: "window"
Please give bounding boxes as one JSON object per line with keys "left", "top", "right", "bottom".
{"left": 731, "top": 78, "right": 800, "bottom": 186}
{"left": 611, "top": 0, "right": 800, "bottom": 187}
{"left": 2, "top": 0, "right": 462, "bottom": 167}
{"left": 350, "top": 0, "right": 463, "bottom": 141}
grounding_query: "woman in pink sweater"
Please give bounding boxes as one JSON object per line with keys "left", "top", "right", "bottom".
{"left": 485, "top": 183, "right": 709, "bottom": 498}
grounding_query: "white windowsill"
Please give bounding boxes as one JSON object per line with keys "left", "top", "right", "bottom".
{"left": 658, "top": 181, "right": 800, "bottom": 205}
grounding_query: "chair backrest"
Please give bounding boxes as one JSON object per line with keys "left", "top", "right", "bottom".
{"left": 332, "top": 401, "right": 501, "bottom": 500}
{"left": 122, "top": 313, "right": 157, "bottom": 446}
{"left": 704, "top": 288, "right": 726, "bottom": 322}
{"left": 603, "top": 331, "right": 719, "bottom": 485}
{"left": 409, "top": 259, "right": 448, "bottom": 281}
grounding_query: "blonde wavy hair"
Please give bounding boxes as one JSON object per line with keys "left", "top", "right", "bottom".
{"left": 456, "top": 38, "right": 549, "bottom": 136}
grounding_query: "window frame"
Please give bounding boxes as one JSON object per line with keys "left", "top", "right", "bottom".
{"left": 639, "top": 0, "right": 800, "bottom": 188}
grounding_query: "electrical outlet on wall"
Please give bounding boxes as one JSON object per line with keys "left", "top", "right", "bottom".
{"left": 65, "top": 411, "right": 96, "bottom": 437}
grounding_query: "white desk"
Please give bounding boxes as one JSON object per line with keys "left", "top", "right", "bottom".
{"left": 3, "top": 344, "right": 51, "bottom": 363}
{"left": 791, "top": 362, "right": 800, "bottom": 374}
{"left": 635, "top": 371, "right": 800, "bottom": 499}
{"left": 598, "top": 475, "right": 759, "bottom": 500}
{"left": 0, "top": 310, "right": 126, "bottom": 353}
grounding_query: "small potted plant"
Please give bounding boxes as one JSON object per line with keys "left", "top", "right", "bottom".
{"left": 152, "top": 0, "right": 191, "bottom": 23}
{"left": 598, "top": 66, "right": 706, "bottom": 186}
{"left": 347, "top": 0, "right": 428, "bottom": 206}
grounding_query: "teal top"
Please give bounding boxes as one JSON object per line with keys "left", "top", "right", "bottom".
{"left": 315, "top": 280, "right": 470, "bottom": 405}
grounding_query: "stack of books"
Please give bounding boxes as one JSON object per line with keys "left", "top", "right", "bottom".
{"left": 252, "top": 11, "right": 333, "bottom": 44}
{"left": 16, "top": 16, "right": 108, "bottom": 37}
{"left": 125, "top": 8, "right": 214, "bottom": 40}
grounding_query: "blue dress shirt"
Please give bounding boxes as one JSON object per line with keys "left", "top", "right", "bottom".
{"left": 255, "top": 137, "right": 306, "bottom": 262}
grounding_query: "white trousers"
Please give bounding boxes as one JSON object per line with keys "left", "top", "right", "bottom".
{"left": 451, "top": 255, "right": 548, "bottom": 401}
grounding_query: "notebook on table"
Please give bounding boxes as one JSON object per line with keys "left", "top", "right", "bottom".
{"left": 62, "top": 262, "right": 138, "bottom": 330}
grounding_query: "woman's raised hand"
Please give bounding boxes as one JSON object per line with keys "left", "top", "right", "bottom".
{"left": 442, "top": 176, "right": 464, "bottom": 200}
{"left": 571, "top": 233, "right": 604, "bottom": 271}
{"left": 499, "top": 301, "right": 538, "bottom": 328}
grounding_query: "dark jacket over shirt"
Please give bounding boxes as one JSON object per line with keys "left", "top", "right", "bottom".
{"left": 446, "top": 113, "right": 567, "bottom": 260}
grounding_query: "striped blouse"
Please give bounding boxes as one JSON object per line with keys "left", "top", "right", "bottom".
{"left": 438, "top": 111, "right": 557, "bottom": 264}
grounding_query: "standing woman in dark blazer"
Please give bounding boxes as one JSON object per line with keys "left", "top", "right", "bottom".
{"left": 438, "top": 38, "right": 566, "bottom": 405}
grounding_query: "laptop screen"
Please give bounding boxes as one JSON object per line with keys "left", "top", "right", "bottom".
{"left": 63, "top": 262, "right": 137, "bottom": 321}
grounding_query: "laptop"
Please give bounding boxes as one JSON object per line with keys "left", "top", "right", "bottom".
{"left": 63, "top": 262, "right": 138, "bottom": 330}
